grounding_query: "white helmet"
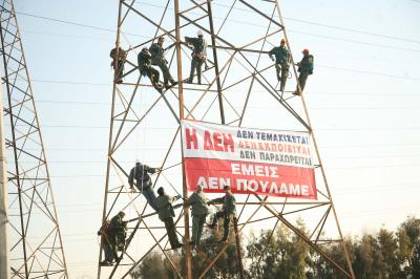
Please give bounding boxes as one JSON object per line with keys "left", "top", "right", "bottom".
{"left": 197, "top": 30, "right": 203, "bottom": 37}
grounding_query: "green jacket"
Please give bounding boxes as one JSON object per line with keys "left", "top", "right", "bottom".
{"left": 149, "top": 43, "right": 167, "bottom": 65}
{"left": 297, "top": 54, "right": 314, "bottom": 74}
{"left": 109, "top": 214, "right": 126, "bottom": 234}
{"left": 155, "top": 195, "right": 177, "bottom": 221}
{"left": 210, "top": 194, "right": 236, "bottom": 214}
{"left": 188, "top": 192, "right": 209, "bottom": 216}
{"left": 268, "top": 46, "right": 289, "bottom": 66}
{"left": 137, "top": 51, "right": 152, "bottom": 75}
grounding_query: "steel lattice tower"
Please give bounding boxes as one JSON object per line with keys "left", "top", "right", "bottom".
{"left": 99, "top": 0, "right": 355, "bottom": 278}
{"left": 0, "top": 0, "right": 68, "bottom": 277}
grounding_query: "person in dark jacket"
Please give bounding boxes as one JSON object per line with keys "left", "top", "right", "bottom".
{"left": 98, "top": 211, "right": 127, "bottom": 265}
{"left": 98, "top": 219, "right": 115, "bottom": 266}
{"left": 295, "top": 48, "right": 314, "bottom": 95}
{"left": 128, "top": 161, "right": 160, "bottom": 211}
{"left": 109, "top": 211, "right": 127, "bottom": 253}
{"left": 187, "top": 185, "right": 209, "bottom": 248}
{"left": 268, "top": 38, "right": 290, "bottom": 91}
{"left": 155, "top": 187, "right": 183, "bottom": 250}
{"left": 137, "top": 48, "right": 163, "bottom": 92}
{"left": 185, "top": 30, "right": 207, "bottom": 84}
{"left": 150, "top": 36, "right": 176, "bottom": 89}
{"left": 110, "top": 46, "right": 127, "bottom": 84}
{"left": 208, "top": 185, "right": 236, "bottom": 242}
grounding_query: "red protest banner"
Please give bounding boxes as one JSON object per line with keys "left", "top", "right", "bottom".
{"left": 181, "top": 120, "right": 317, "bottom": 199}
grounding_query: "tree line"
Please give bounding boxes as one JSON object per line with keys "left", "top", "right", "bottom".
{"left": 131, "top": 217, "right": 420, "bottom": 279}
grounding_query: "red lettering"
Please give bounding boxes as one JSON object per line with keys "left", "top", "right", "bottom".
{"left": 204, "top": 130, "right": 213, "bottom": 150}
{"left": 185, "top": 128, "right": 198, "bottom": 149}
{"left": 213, "top": 132, "right": 224, "bottom": 151}
{"left": 223, "top": 134, "right": 235, "bottom": 152}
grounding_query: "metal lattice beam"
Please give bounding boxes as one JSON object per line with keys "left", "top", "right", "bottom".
{"left": 0, "top": 0, "right": 68, "bottom": 278}
{"left": 98, "top": 0, "right": 355, "bottom": 278}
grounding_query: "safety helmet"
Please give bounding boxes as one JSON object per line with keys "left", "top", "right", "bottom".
{"left": 302, "top": 48, "right": 309, "bottom": 54}
{"left": 197, "top": 30, "right": 204, "bottom": 37}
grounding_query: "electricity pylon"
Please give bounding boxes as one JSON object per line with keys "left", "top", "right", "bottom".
{"left": 98, "top": 0, "right": 355, "bottom": 278}
{"left": 0, "top": 0, "right": 68, "bottom": 277}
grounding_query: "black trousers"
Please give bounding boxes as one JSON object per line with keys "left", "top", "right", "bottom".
{"left": 211, "top": 211, "right": 233, "bottom": 241}
{"left": 154, "top": 61, "right": 175, "bottom": 85}
{"left": 140, "top": 66, "right": 160, "bottom": 85}
{"left": 163, "top": 217, "right": 181, "bottom": 249}
{"left": 113, "top": 60, "right": 124, "bottom": 82}
{"left": 189, "top": 57, "right": 204, "bottom": 84}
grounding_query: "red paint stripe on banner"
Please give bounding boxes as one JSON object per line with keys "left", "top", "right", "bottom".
{"left": 185, "top": 158, "right": 317, "bottom": 199}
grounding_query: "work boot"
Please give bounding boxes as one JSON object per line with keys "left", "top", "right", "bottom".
{"left": 100, "top": 260, "right": 113, "bottom": 266}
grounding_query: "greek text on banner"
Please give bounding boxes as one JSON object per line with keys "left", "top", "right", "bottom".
{"left": 181, "top": 120, "right": 317, "bottom": 200}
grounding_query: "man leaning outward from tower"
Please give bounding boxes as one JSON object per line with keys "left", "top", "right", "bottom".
{"left": 128, "top": 161, "right": 160, "bottom": 211}
{"left": 149, "top": 36, "right": 177, "bottom": 89}
{"left": 208, "top": 185, "right": 236, "bottom": 243}
{"left": 295, "top": 48, "right": 314, "bottom": 95}
{"left": 268, "top": 38, "right": 290, "bottom": 92}
{"left": 185, "top": 30, "right": 207, "bottom": 84}
{"left": 155, "top": 187, "right": 183, "bottom": 250}
{"left": 187, "top": 184, "right": 209, "bottom": 249}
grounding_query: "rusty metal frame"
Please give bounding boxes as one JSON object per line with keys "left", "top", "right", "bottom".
{"left": 0, "top": 0, "right": 68, "bottom": 278}
{"left": 98, "top": 0, "right": 355, "bottom": 278}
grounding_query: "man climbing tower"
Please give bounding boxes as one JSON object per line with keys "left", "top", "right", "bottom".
{"left": 150, "top": 36, "right": 177, "bottom": 89}
{"left": 155, "top": 187, "right": 183, "bottom": 250}
{"left": 110, "top": 46, "right": 127, "bottom": 84}
{"left": 208, "top": 185, "right": 236, "bottom": 243}
{"left": 268, "top": 38, "right": 290, "bottom": 92}
{"left": 185, "top": 30, "right": 207, "bottom": 84}
{"left": 295, "top": 48, "right": 314, "bottom": 95}
{"left": 109, "top": 211, "right": 127, "bottom": 253}
{"left": 137, "top": 47, "right": 164, "bottom": 92}
{"left": 98, "top": 219, "right": 114, "bottom": 266}
{"left": 98, "top": 211, "right": 127, "bottom": 266}
{"left": 128, "top": 161, "right": 160, "bottom": 211}
{"left": 187, "top": 185, "right": 209, "bottom": 249}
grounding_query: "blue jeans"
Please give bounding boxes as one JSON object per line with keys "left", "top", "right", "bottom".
{"left": 142, "top": 187, "right": 158, "bottom": 211}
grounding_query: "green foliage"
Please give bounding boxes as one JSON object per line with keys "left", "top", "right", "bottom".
{"left": 131, "top": 217, "right": 420, "bottom": 279}
{"left": 412, "top": 240, "right": 420, "bottom": 278}
{"left": 131, "top": 252, "right": 177, "bottom": 279}
{"left": 247, "top": 225, "right": 310, "bottom": 279}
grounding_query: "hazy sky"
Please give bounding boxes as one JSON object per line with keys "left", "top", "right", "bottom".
{"left": 8, "top": 0, "right": 420, "bottom": 277}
